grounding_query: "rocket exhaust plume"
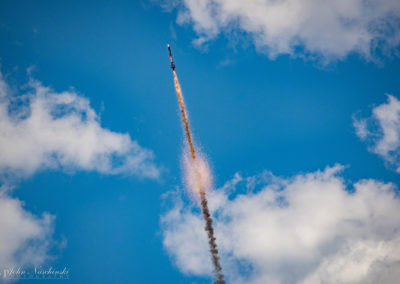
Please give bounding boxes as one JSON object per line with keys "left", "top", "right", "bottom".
{"left": 168, "top": 44, "right": 225, "bottom": 284}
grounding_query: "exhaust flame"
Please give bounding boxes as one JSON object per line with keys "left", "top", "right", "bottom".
{"left": 172, "top": 70, "right": 225, "bottom": 284}
{"left": 173, "top": 71, "right": 196, "bottom": 161}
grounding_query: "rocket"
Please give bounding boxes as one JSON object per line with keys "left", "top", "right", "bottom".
{"left": 167, "top": 43, "right": 225, "bottom": 283}
{"left": 167, "top": 43, "right": 176, "bottom": 70}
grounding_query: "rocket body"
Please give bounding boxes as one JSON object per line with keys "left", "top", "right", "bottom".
{"left": 167, "top": 43, "right": 176, "bottom": 70}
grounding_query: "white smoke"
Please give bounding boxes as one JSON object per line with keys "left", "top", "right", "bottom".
{"left": 183, "top": 153, "right": 213, "bottom": 196}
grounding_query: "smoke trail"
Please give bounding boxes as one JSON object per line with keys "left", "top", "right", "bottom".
{"left": 172, "top": 70, "right": 225, "bottom": 284}
{"left": 173, "top": 71, "right": 196, "bottom": 161}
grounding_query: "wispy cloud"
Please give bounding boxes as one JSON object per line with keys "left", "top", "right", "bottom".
{"left": 0, "top": 72, "right": 160, "bottom": 180}
{"left": 353, "top": 94, "right": 400, "bottom": 173}
{"left": 161, "top": 165, "right": 400, "bottom": 283}
{"left": 166, "top": 0, "right": 400, "bottom": 62}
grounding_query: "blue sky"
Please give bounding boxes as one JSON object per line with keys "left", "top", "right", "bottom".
{"left": 1, "top": 1, "right": 400, "bottom": 283}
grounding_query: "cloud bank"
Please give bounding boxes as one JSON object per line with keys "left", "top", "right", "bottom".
{"left": 0, "top": 72, "right": 160, "bottom": 179}
{"left": 354, "top": 94, "right": 400, "bottom": 173}
{"left": 169, "top": 0, "right": 400, "bottom": 61}
{"left": 162, "top": 165, "right": 400, "bottom": 284}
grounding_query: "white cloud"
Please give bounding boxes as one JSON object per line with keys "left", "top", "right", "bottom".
{"left": 169, "top": 0, "right": 400, "bottom": 61}
{"left": 353, "top": 94, "right": 400, "bottom": 173}
{"left": 0, "top": 194, "right": 54, "bottom": 272}
{"left": 0, "top": 72, "right": 160, "bottom": 179}
{"left": 0, "top": 70, "right": 160, "bottom": 274}
{"left": 161, "top": 165, "right": 400, "bottom": 283}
